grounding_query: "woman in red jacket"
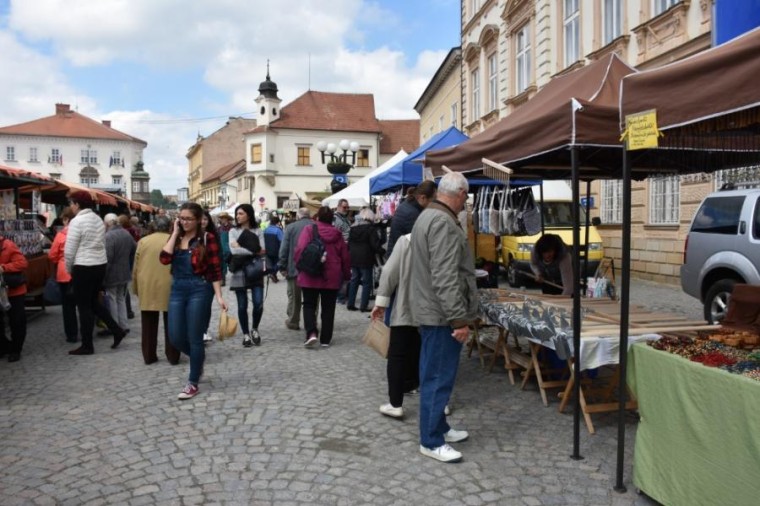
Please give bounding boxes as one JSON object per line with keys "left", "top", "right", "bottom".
{"left": 0, "top": 236, "right": 29, "bottom": 362}
{"left": 48, "top": 207, "right": 78, "bottom": 343}
{"left": 294, "top": 206, "right": 350, "bottom": 348}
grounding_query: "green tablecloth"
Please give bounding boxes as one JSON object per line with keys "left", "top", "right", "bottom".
{"left": 628, "top": 342, "right": 760, "bottom": 506}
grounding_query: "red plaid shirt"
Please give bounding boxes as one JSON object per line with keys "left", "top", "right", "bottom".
{"left": 160, "top": 232, "right": 222, "bottom": 283}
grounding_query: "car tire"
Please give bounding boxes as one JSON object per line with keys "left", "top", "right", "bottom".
{"left": 703, "top": 279, "right": 736, "bottom": 324}
{"left": 507, "top": 259, "right": 520, "bottom": 287}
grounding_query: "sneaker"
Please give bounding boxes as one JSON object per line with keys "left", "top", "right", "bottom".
{"left": 443, "top": 428, "right": 469, "bottom": 443}
{"left": 251, "top": 329, "right": 261, "bottom": 346}
{"left": 379, "top": 403, "right": 404, "bottom": 419}
{"left": 419, "top": 444, "right": 462, "bottom": 463}
{"left": 407, "top": 388, "right": 419, "bottom": 395}
{"left": 304, "top": 334, "right": 318, "bottom": 347}
{"left": 320, "top": 343, "right": 330, "bottom": 348}
{"left": 444, "top": 405, "right": 451, "bottom": 416}
{"left": 203, "top": 333, "right": 213, "bottom": 343}
{"left": 177, "top": 383, "right": 199, "bottom": 400}
{"left": 242, "top": 334, "right": 253, "bottom": 347}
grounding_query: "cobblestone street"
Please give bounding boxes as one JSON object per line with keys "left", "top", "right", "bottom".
{"left": 0, "top": 278, "right": 699, "bottom": 505}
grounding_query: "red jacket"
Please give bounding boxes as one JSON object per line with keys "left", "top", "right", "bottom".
{"left": 48, "top": 226, "right": 72, "bottom": 283}
{"left": 294, "top": 221, "right": 350, "bottom": 290}
{"left": 0, "top": 236, "right": 29, "bottom": 297}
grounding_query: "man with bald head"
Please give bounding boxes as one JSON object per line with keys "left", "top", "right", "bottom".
{"left": 102, "top": 213, "right": 136, "bottom": 335}
{"left": 279, "top": 207, "right": 313, "bottom": 330}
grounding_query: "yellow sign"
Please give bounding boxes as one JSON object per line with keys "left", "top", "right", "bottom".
{"left": 622, "top": 109, "right": 662, "bottom": 150}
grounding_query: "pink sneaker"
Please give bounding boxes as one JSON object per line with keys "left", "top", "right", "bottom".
{"left": 177, "top": 383, "right": 199, "bottom": 400}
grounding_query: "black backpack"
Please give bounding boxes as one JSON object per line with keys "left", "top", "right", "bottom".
{"left": 296, "top": 224, "right": 325, "bottom": 276}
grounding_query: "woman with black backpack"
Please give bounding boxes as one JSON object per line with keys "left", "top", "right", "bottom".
{"left": 293, "top": 206, "right": 350, "bottom": 348}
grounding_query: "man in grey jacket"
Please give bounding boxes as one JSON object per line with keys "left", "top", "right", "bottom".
{"left": 278, "top": 208, "right": 312, "bottom": 330}
{"left": 410, "top": 172, "right": 478, "bottom": 463}
{"left": 102, "top": 214, "right": 137, "bottom": 334}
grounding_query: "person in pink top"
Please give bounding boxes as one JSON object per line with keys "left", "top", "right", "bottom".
{"left": 48, "top": 207, "right": 78, "bottom": 343}
{"left": 294, "top": 206, "right": 350, "bottom": 348}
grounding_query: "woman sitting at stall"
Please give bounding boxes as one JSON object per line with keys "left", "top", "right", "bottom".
{"left": 530, "top": 234, "right": 574, "bottom": 296}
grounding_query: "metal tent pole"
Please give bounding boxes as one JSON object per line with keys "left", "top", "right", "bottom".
{"left": 571, "top": 146, "right": 583, "bottom": 461}
{"left": 540, "top": 182, "right": 545, "bottom": 234}
{"left": 583, "top": 180, "right": 591, "bottom": 293}
{"left": 614, "top": 149, "right": 632, "bottom": 492}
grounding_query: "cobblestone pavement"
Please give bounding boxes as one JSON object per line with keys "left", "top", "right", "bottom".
{"left": 0, "top": 278, "right": 700, "bottom": 505}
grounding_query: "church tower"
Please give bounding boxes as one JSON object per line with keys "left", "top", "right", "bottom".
{"left": 255, "top": 62, "right": 281, "bottom": 127}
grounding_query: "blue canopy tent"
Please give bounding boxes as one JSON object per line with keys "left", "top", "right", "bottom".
{"left": 369, "top": 126, "right": 468, "bottom": 195}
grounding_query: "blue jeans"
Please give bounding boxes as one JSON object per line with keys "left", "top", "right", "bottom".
{"left": 419, "top": 325, "right": 462, "bottom": 449}
{"left": 234, "top": 287, "right": 264, "bottom": 334}
{"left": 347, "top": 267, "right": 373, "bottom": 309}
{"left": 168, "top": 277, "right": 213, "bottom": 385}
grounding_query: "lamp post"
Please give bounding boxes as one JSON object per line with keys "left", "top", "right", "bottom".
{"left": 316, "top": 139, "right": 359, "bottom": 194}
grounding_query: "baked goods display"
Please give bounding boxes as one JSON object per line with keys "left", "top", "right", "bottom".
{"left": 703, "top": 327, "right": 760, "bottom": 348}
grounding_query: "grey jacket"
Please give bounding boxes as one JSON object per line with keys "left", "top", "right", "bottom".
{"left": 409, "top": 201, "right": 478, "bottom": 329}
{"left": 104, "top": 226, "right": 136, "bottom": 287}
{"left": 374, "top": 234, "right": 414, "bottom": 327}
{"left": 278, "top": 217, "right": 312, "bottom": 279}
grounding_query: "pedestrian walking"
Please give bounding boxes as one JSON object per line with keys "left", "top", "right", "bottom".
{"left": 346, "top": 208, "right": 380, "bottom": 312}
{"left": 133, "top": 216, "right": 180, "bottom": 365}
{"left": 201, "top": 210, "right": 220, "bottom": 343}
{"left": 48, "top": 207, "right": 78, "bottom": 343}
{"left": 102, "top": 213, "right": 136, "bottom": 335}
{"left": 228, "top": 204, "right": 265, "bottom": 347}
{"left": 0, "top": 235, "right": 28, "bottom": 362}
{"left": 278, "top": 207, "right": 312, "bottom": 331}
{"left": 65, "top": 191, "right": 128, "bottom": 355}
{"left": 294, "top": 206, "right": 350, "bottom": 348}
{"left": 410, "top": 172, "right": 477, "bottom": 463}
{"left": 332, "top": 199, "right": 351, "bottom": 304}
{"left": 217, "top": 212, "right": 233, "bottom": 284}
{"left": 386, "top": 181, "right": 436, "bottom": 259}
{"left": 161, "top": 203, "right": 227, "bottom": 400}
{"left": 263, "top": 215, "right": 283, "bottom": 282}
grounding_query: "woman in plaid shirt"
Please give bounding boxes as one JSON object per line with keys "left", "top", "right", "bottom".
{"left": 160, "top": 203, "right": 228, "bottom": 400}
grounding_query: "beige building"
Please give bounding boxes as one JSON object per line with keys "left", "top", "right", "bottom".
{"left": 414, "top": 47, "right": 462, "bottom": 142}
{"left": 460, "top": 0, "right": 720, "bottom": 284}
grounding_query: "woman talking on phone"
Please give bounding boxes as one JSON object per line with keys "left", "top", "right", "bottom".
{"left": 160, "top": 203, "right": 228, "bottom": 400}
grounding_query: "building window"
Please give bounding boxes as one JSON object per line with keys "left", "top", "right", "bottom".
{"left": 251, "top": 144, "right": 262, "bottom": 164}
{"left": 649, "top": 176, "right": 680, "bottom": 225}
{"left": 5, "top": 146, "right": 15, "bottom": 162}
{"left": 471, "top": 68, "right": 480, "bottom": 120}
{"left": 80, "top": 176, "right": 99, "bottom": 186}
{"left": 133, "top": 181, "right": 141, "bottom": 193}
{"left": 516, "top": 24, "right": 532, "bottom": 94}
{"left": 564, "top": 0, "right": 580, "bottom": 67}
{"left": 112, "top": 176, "right": 122, "bottom": 187}
{"left": 50, "top": 148, "right": 62, "bottom": 164}
{"left": 269, "top": 154, "right": 275, "bottom": 163}
{"left": 110, "top": 151, "right": 124, "bottom": 167}
{"left": 451, "top": 103, "right": 458, "bottom": 127}
{"left": 142, "top": 182, "right": 150, "bottom": 193}
{"left": 488, "top": 53, "right": 498, "bottom": 112}
{"left": 653, "top": 0, "right": 678, "bottom": 16}
{"left": 471, "top": 0, "right": 481, "bottom": 17}
{"left": 600, "top": 180, "right": 623, "bottom": 224}
{"left": 297, "top": 146, "right": 310, "bottom": 166}
{"left": 439, "top": 115, "right": 445, "bottom": 132}
{"left": 29, "top": 147, "right": 38, "bottom": 163}
{"left": 80, "top": 149, "right": 98, "bottom": 164}
{"left": 604, "top": 0, "right": 622, "bottom": 45}
{"left": 357, "top": 149, "right": 370, "bottom": 167}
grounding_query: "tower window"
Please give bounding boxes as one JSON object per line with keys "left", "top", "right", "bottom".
{"left": 272, "top": 108, "right": 277, "bottom": 116}
{"left": 260, "top": 106, "right": 265, "bottom": 115}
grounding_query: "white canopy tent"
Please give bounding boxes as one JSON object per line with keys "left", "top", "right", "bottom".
{"left": 322, "top": 150, "right": 407, "bottom": 209}
{"left": 210, "top": 202, "right": 238, "bottom": 216}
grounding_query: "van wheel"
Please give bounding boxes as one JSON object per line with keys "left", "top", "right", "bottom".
{"left": 704, "top": 279, "right": 736, "bottom": 324}
{"left": 507, "top": 260, "right": 520, "bottom": 287}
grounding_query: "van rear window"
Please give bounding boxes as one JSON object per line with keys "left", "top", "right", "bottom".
{"left": 691, "top": 196, "right": 744, "bottom": 234}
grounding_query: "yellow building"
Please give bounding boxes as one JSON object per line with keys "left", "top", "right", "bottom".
{"left": 414, "top": 47, "right": 462, "bottom": 143}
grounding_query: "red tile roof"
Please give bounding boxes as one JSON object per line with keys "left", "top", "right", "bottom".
{"left": 263, "top": 91, "right": 382, "bottom": 133}
{"left": 0, "top": 104, "right": 147, "bottom": 146}
{"left": 379, "top": 119, "right": 420, "bottom": 154}
{"left": 201, "top": 159, "right": 245, "bottom": 184}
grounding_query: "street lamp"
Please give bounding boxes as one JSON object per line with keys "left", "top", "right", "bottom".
{"left": 316, "top": 139, "right": 359, "bottom": 194}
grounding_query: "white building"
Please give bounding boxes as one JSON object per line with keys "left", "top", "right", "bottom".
{"left": 0, "top": 103, "right": 148, "bottom": 199}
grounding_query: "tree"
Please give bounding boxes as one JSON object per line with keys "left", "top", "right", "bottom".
{"left": 150, "top": 189, "right": 165, "bottom": 207}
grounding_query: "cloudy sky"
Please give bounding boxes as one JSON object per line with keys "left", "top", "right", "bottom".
{"left": 0, "top": 0, "right": 460, "bottom": 193}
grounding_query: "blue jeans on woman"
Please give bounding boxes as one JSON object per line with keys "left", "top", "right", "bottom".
{"left": 234, "top": 286, "right": 264, "bottom": 334}
{"left": 168, "top": 251, "right": 213, "bottom": 385}
{"left": 347, "top": 266, "right": 373, "bottom": 310}
{"left": 419, "top": 324, "right": 462, "bottom": 449}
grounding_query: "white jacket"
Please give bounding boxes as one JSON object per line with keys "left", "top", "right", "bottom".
{"left": 65, "top": 208, "right": 107, "bottom": 272}
{"left": 374, "top": 234, "right": 414, "bottom": 327}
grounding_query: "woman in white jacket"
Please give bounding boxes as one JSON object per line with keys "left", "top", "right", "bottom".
{"left": 64, "top": 191, "right": 127, "bottom": 355}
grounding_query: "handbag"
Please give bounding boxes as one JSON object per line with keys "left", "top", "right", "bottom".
{"left": 2, "top": 272, "right": 26, "bottom": 288}
{"left": 517, "top": 189, "right": 542, "bottom": 236}
{"left": 488, "top": 187, "right": 501, "bottom": 236}
{"left": 218, "top": 310, "right": 238, "bottom": 341}
{"left": 243, "top": 256, "right": 266, "bottom": 283}
{"left": 43, "top": 274, "right": 62, "bottom": 306}
{"left": 362, "top": 319, "right": 390, "bottom": 358}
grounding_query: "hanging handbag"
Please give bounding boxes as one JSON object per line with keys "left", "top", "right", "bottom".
{"left": 472, "top": 187, "right": 482, "bottom": 234}
{"left": 499, "top": 187, "right": 510, "bottom": 235}
{"left": 244, "top": 256, "right": 267, "bottom": 283}
{"left": 43, "top": 274, "right": 62, "bottom": 306}
{"left": 518, "top": 188, "right": 542, "bottom": 236}
{"left": 479, "top": 187, "right": 490, "bottom": 234}
{"left": 488, "top": 187, "right": 501, "bottom": 236}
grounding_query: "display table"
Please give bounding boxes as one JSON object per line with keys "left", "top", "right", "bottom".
{"left": 628, "top": 342, "right": 760, "bottom": 506}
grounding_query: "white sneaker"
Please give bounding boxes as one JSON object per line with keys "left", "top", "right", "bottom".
{"left": 379, "top": 403, "right": 404, "bottom": 419}
{"left": 444, "top": 405, "right": 451, "bottom": 416}
{"left": 419, "top": 444, "right": 462, "bottom": 463}
{"left": 304, "top": 335, "right": 318, "bottom": 347}
{"left": 242, "top": 334, "right": 253, "bottom": 347}
{"left": 203, "top": 333, "right": 212, "bottom": 343}
{"left": 443, "top": 428, "right": 469, "bottom": 443}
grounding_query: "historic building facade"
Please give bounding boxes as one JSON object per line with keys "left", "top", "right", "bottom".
{"left": 415, "top": 47, "right": 463, "bottom": 143}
